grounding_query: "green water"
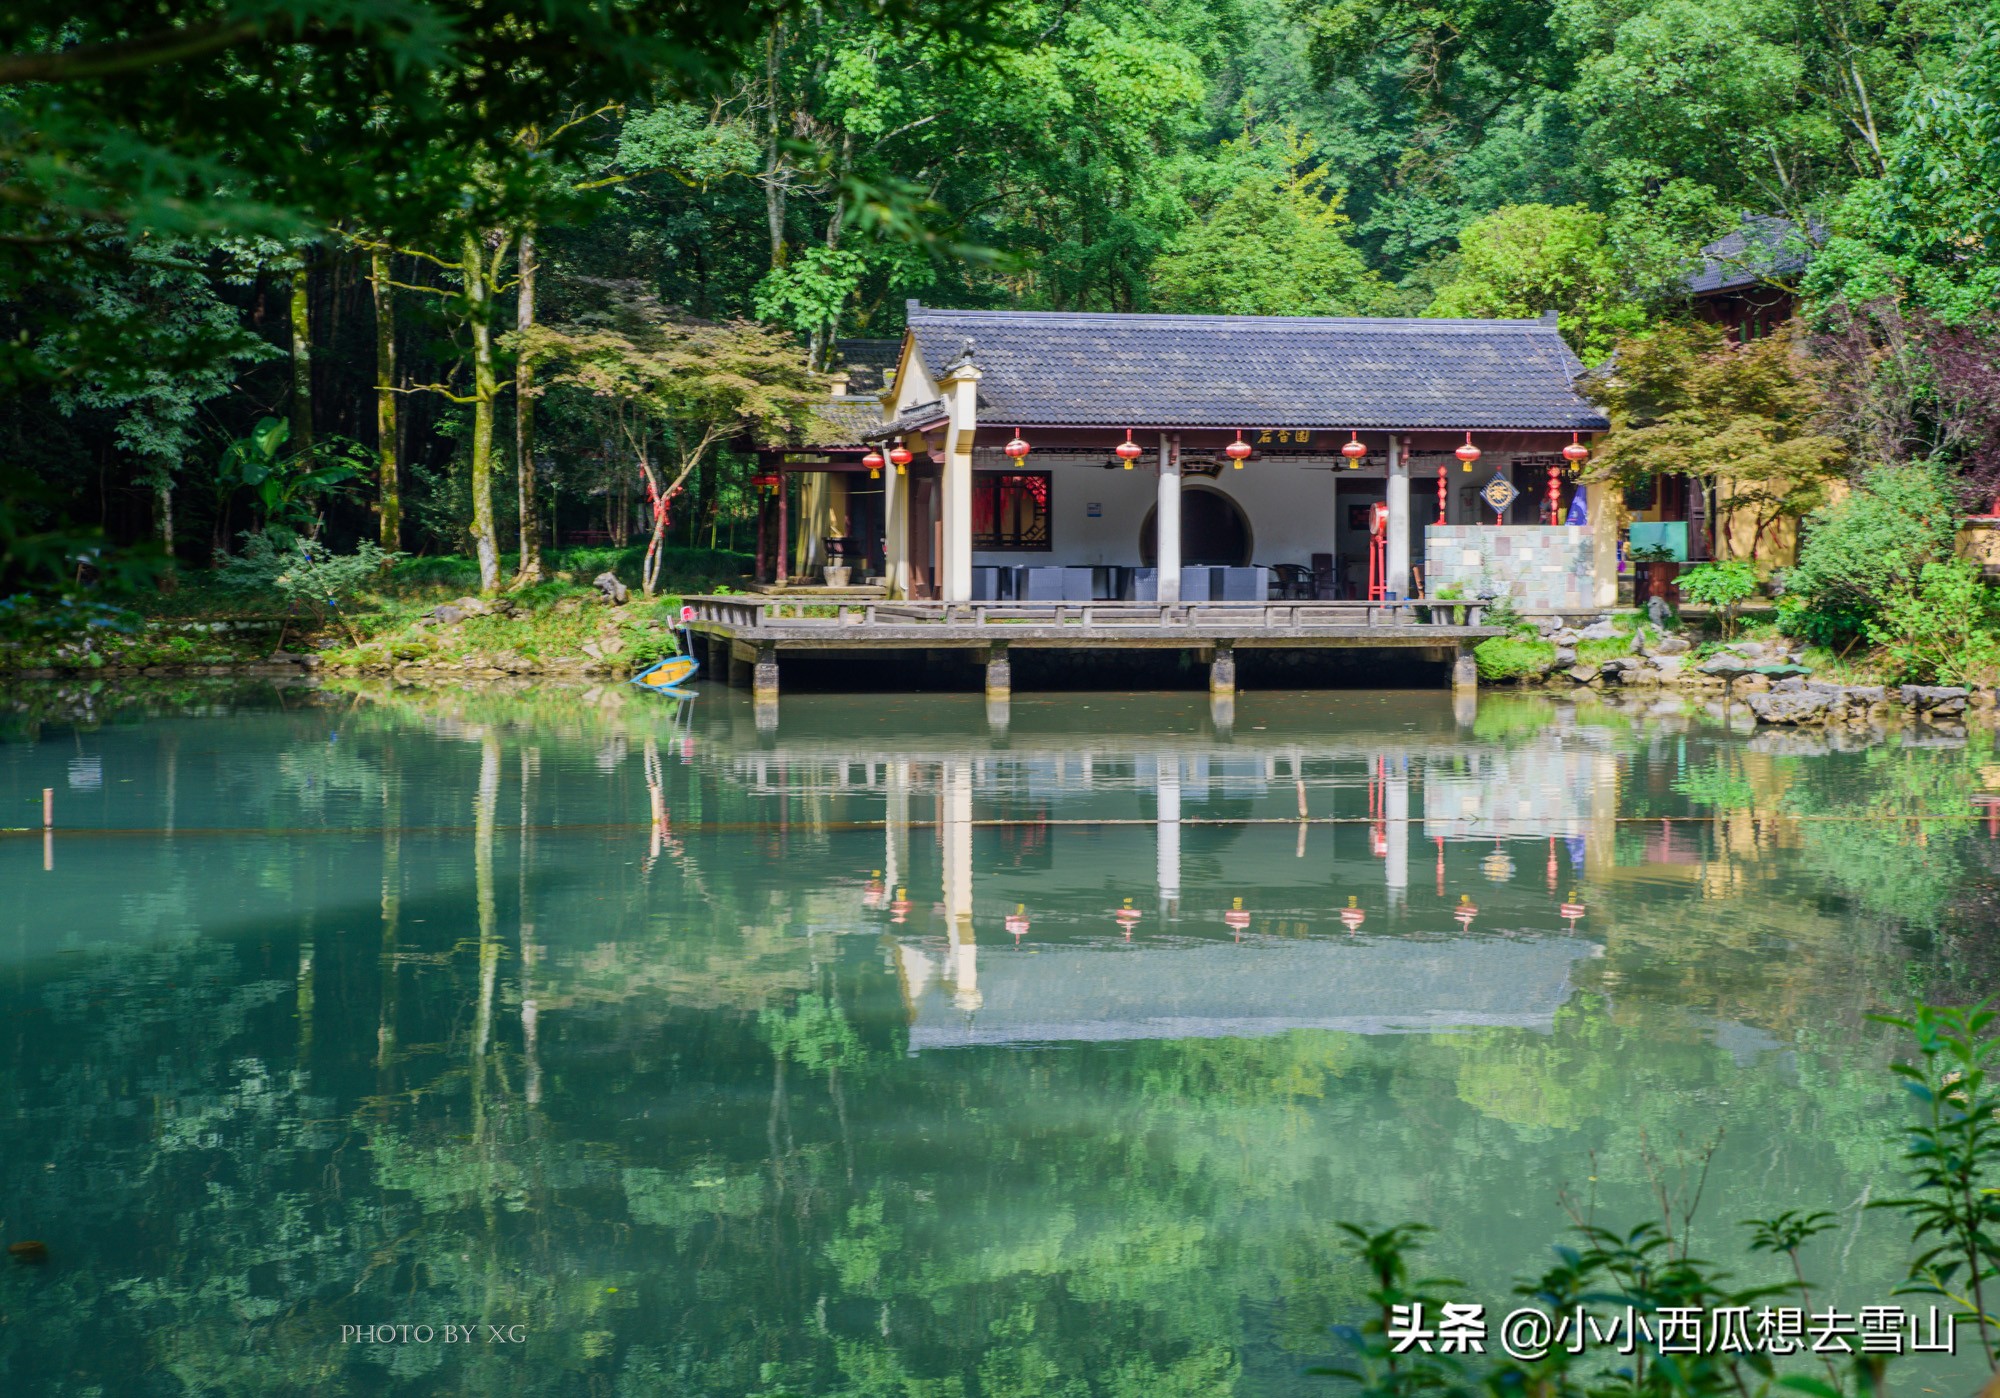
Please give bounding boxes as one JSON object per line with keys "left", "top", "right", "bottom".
{"left": 2, "top": 680, "right": 1996, "bottom": 1396}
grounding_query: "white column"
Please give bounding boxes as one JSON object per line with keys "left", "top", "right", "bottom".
{"left": 1385, "top": 756, "right": 1409, "bottom": 910}
{"left": 885, "top": 456, "right": 909, "bottom": 599}
{"left": 1386, "top": 434, "right": 1411, "bottom": 599}
{"left": 1157, "top": 433, "right": 1182, "bottom": 604}
{"left": 939, "top": 365, "right": 981, "bottom": 604}
{"left": 941, "top": 759, "right": 979, "bottom": 1011}
{"left": 885, "top": 759, "right": 908, "bottom": 894}
{"left": 1156, "top": 754, "right": 1181, "bottom": 918}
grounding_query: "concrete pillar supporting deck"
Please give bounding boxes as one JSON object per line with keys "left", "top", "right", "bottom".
{"left": 1209, "top": 641, "right": 1237, "bottom": 697}
{"left": 984, "top": 642, "right": 1011, "bottom": 699}
{"left": 1452, "top": 638, "right": 1479, "bottom": 693}
{"left": 752, "top": 644, "right": 780, "bottom": 701}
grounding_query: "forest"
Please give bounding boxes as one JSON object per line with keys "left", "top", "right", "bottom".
{"left": 3, "top": 0, "right": 1998, "bottom": 602}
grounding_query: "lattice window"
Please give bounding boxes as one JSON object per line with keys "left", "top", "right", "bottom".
{"left": 972, "top": 471, "right": 1051, "bottom": 550}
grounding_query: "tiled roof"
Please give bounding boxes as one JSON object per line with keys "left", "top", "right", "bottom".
{"left": 904, "top": 303, "right": 1608, "bottom": 431}
{"left": 833, "top": 338, "right": 901, "bottom": 394}
{"left": 805, "top": 396, "right": 884, "bottom": 448}
{"left": 1688, "top": 215, "right": 1817, "bottom": 295}
{"left": 869, "top": 396, "right": 948, "bottom": 441}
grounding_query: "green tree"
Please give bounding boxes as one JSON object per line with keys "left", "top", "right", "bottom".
{"left": 1780, "top": 460, "right": 1963, "bottom": 647}
{"left": 1153, "top": 132, "right": 1386, "bottom": 315}
{"left": 1585, "top": 322, "right": 1849, "bottom": 560}
{"left": 1426, "top": 203, "right": 1640, "bottom": 362}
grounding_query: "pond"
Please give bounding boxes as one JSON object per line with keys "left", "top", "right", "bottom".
{"left": 2, "top": 680, "right": 1996, "bottom": 1395}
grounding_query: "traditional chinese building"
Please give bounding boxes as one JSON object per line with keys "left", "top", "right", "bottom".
{"left": 853, "top": 303, "right": 1615, "bottom": 608}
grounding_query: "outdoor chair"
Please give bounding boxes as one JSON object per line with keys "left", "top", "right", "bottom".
{"left": 1271, "top": 563, "right": 1312, "bottom": 599}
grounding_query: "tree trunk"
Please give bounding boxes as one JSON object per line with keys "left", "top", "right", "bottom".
{"left": 463, "top": 229, "right": 502, "bottom": 595}
{"left": 289, "top": 262, "right": 314, "bottom": 464}
{"left": 157, "top": 481, "right": 178, "bottom": 588}
{"left": 763, "top": 24, "right": 788, "bottom": 271}
{"left": 513, "top": 227, "right": 545, "bottom": 585}
{"left": 370, "top": 247, "right": 401, "bottom": 551}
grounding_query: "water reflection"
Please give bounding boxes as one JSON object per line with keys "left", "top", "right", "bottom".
{"left": 1, "top": 680, "right": 1996, "bottom": 1395}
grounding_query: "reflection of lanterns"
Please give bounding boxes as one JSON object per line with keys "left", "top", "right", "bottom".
{"left": 1453, "top": 893, "right": 1477, "bottom": 929}
{"left": 863, "top": 869, "right": 884, "bottom": 909}
{"left": 1559, "top": 890, "right": 1587, "bottom": 927}
{"left": 1115, "top": 897, "right": 1142, "bottom": 939}
{"left": 1547, "top": 836, "right": 1559, "bottom": 890}
{"left": 1481, "top": 843, "right": 1515, "bottom": 883}
{"left": 862, "top": 449, "right": 885, "bottom": 479}
{"left": 1974, "top": 795, "right": 2000, "bottom": 838}
{"left": 1006, "top": 904, "right": 1030, "bottom": 942}
{"left": 889, "top": 886, "right": 912, "bottom": 924}
{"left": 1342, "top": 433, "right": 1368, "bottom": 467}
{"left": 1004, "top": 429, "right": 1031, "bottom": 460}
{"left": 889, "top": 440, "right": 914, "bottom": 474}
{"left": 1339, "top": 896, "right": 1366, "bottom": 932}
{"left": 1563, "top": 432, "right": 1591, "bottom": 465}
{"left": 1116, "top": 430, "right": 1144, "bottom": 469}
{"left": 1456, "top": 433, "right": 1481, "bottom": 471}
{"left": 1225, "top": 897, "right": 1252, "bottom": 939}
{"left": 1225, "top": 432, "right": 1253, "bottom": 467}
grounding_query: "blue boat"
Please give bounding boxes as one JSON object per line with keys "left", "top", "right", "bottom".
{"left": 631, "top": 652, "right": 699, "bottom": 691}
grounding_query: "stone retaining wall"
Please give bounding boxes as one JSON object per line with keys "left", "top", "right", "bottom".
{"left": 1425, "top": 525, "right": 1595, "bottom": 611}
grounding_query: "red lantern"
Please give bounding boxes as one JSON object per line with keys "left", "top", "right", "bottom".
{"left": 1453, "top": 894, "right": 1478, "bottom": 929}
{"left": 751, "top": 472, "right": 780, "bottom": 492}
{"left": 1339, "top": 897, "right": 1366, "bottom": 932}
{"left": 1437, "top": 461, "right": 1448, "bottom": 525}
{"left": 1342, "top": 432, "right": 1368, "bottom": 466}
{"left": 1562, "top": 432, "right": 1591, "bottom": 465}
{"left": 888, "top": 440, "right": 913, "bottom": 474}
{"left": 1004, "top": 429, "right": 1031, "bottom": 460}
{"left": 1455, "top": 432, "right": 1481, "bottom": 471}
{"left": 1115, "top": 430, "right": 1144, "bottom": 468}
{"left": 862, "top": 449, "right": 885, "bottom": 479}
{"left": 1224, "top": 431, "right": 1253, "bottom": 467}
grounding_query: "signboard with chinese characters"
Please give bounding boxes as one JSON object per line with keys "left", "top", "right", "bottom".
{"left": 1251, "top": 430, "right": 1316, "bottom": 446}
{"left": 1481, "top": 475, "right": 1519, "bottom": 516}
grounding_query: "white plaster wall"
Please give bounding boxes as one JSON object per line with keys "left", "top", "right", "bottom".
{"left": 970, "top": 451, "right": 1362, "bottom": 567}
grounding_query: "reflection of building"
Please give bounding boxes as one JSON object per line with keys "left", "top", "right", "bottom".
{"left": 895, "top": 934, "right": 1599, "bottom": 1049}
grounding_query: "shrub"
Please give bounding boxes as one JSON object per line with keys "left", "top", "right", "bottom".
{"left": 1473, "top": 635, "right": 1554, "bottom": 681}
{"left": 1676, "top": 559, "right": 1759, "bottom": 638}
{"left": 1781, "top": 462, "right": 1961, "bottom": 647}
{"left": 219, "top": 531, "right": 400, "bottom": 643}
{"left": 1866, "top": 556, "right": 2000, "bottom": 685}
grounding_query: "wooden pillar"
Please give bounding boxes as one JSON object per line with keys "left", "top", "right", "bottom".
{"left": 775, "top": 472, "right": 789, "bottom": 587}
{"left": 1210, "top": 641, "right": 1236, "bottom": 696}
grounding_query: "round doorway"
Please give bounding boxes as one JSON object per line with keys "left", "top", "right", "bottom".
{"left": 1139, "top": 487, "right": 1252, "bottom": 567}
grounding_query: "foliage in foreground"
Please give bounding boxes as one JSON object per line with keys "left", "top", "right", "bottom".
{"left": 1780, "top": 463, "right": 1972, "bottom": 654}
{"left": 1320, "top": 1001, "right": 2000, "bottom": 1396}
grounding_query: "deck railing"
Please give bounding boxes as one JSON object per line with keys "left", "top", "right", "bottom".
{"left": 682, "top": 597, "right": 1488, "bottom": 631}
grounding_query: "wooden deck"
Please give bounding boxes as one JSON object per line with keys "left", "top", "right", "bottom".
{"left": 684, "top": 596, "right": 1501, "bottom": 650}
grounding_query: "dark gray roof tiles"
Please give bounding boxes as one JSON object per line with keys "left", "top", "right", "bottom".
{"left": 869, "top": 396, "right": 948, "bottom": 441}
{"left": 1688, "top": 215, "right": 1818, "bottom": 295}
{"left": 904, "top": 303, "right": 1609, "bottom": 431}
{"left": 832, "top": 337, "right": 902, "bottom": 394}
{"left": 803, "top": 396, "right": 885, "bottom": 448}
